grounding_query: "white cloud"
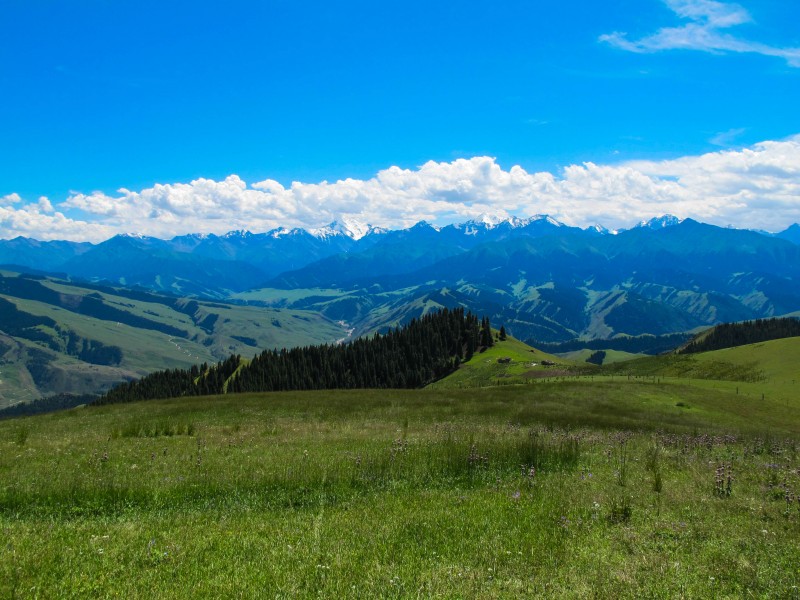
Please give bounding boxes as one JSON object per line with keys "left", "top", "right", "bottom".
{"left": 1, "top": 193, "right": 22, "bottom": 206}
{"left": 0, "top": 202, "right": 116, "bottom": 241}
{"left": 600, "top": 0, "right": 800, "bottom": 67}
{"left": 2, "top": 136, "right": 800, "bottom": 241}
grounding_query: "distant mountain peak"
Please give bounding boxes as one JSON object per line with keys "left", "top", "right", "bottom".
{"left": 636, "top": 215, "right": 683, "bottom": 230}
{"left": 455, "top": 216, "right": 500, "bottom": 235}
{"left": 526, "top": 214, "right": 565, "bottom": 227}
{"left": 268, "top": 227, "right": 296, "bottom": 238}
{"left": 586, "top": 224, "right": 617, "bottom": 235}
{"left": 222, "top": 230, "right": 253, "bottom": 239}
{"left": 309, "top": 218, "right": 378, "bottom": 240}
{"left": 475, "top": 213, "right": 506, "bottom": 228}
{"left": 505, "top": 216, "right": 529, "bottom": 228}
{"left": 408, "top": 220, "right": 440, "bottom": 232}
{"left": 776, "top": 223, "right": 800, "bottom": 245}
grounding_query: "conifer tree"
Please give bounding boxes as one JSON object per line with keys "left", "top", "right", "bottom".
{"left": 96, "top": 309, "right": 495, "bottom": 404}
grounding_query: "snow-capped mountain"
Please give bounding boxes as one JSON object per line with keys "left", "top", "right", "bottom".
{"left": 635, "top": 215, "right": 683, "bottom": 230}
{"left": 222, "top": 230, "right": 255, "bottom": 239}
{"left": 308, "top": 218, "right": 384, "bottom": 240}
{"left": 2, "top": 215, "right": 800, "bottom": 302}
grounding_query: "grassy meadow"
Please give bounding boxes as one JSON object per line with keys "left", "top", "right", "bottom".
{"left": 2, "top": 334, "right": 800, "bottom": 599}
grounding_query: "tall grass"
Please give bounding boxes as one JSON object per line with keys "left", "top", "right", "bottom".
{"left": 2, "top": 385, "right": 799, "bottom": 597}
{"left": 111, "top": 418, "right": 196, "bottom": 439}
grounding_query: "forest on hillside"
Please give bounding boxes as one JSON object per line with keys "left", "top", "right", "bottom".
{"left": 96, "top": 308, "right": 493, "bottom": 404}
{"left": 678, "top": 317, "right": 800, "bottom": 354}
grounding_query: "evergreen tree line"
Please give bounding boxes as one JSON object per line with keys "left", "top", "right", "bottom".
{"left": 0, "top": 393, "right": 96, "bottom": 420}
{"left": 95, "top": 354, "right": 242, "bottom": 405}
{"left": 96, "top": 309, "right": 493, "bottom": 404}
{"left": 678, "top": 317, "right": 800, "bottom": 355}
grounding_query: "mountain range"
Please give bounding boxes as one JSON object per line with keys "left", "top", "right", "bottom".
{"left": 2, "top": 214, "right": 800, "bottom": 362}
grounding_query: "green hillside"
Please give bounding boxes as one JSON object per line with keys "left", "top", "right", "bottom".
{"left": 690, "top": 336, "right": 800, "bottom": 380}
{"left": 0, "top": 272, "right": 345, "bottom": 407}
{"left": 558, "top": 348, "right": 645, "bottom": 365}
{"left": 428, "top": 335, "right": 582, "bottom": 389}
{"left": 602, "top": 336, "right": 800, "bottom": 383}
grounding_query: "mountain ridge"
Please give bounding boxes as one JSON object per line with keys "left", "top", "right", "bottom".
{"left": 2, "top": 215, "right": 800, "bottom": 359}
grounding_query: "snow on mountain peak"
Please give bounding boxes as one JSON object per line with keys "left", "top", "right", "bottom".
{"left": 528, "top": 214, "right": 565, "bottom": 227}
{"left": 456, "top": 214, "right": 525, "bottom": 235}
{"left": 268, "top": 227, "right": 295, "bottom": 238}
{"left": 308, "top": 218, "right": 378, "bottom": 240}
{"left": 505, "top": 216, "right": 529, "bottom": 228}
{"left": 222, "top": 229, "right": 253, "bottom": 239}
{"left": 636, "top": 215, "right": 682, "bottom": 230}
{"left": 475, "top": 213, "right": 506, "bottom": 228}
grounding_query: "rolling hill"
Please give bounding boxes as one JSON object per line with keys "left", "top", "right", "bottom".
{"left": 0, "top": 271, "right": 345, "bottom": 407}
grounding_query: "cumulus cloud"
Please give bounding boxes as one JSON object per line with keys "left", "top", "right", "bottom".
{"left": 1, "top": 136, "right": 800, "bottom": 241}
{"left": 600, "top": 0, "right": 800, "bottom": 67}
{"left": 1, "top": 193, "right": 22, "bottom": 206}
{"left": 0, "top": 202, "right": 116, "bottom": 242}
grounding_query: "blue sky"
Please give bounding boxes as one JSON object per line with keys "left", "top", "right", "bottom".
{"left": 1, "top": 0, "right": 800, "bottom": 240}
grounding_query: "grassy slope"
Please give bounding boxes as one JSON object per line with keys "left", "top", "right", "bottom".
{"left": 232, "top": 287, "right": 348, "bottom": 304}
{"left": 428, "top": 336, "right": 579, "bottom": 389}
{"left": 1, "top": 382, "right": 799, "bottom": 597}
{"left": 599, "top": 337, "right": 800, "bottom": 392}
{"left": 558, "top": 348, "right": 645, "bottom": 365}
{"left": 0, "top": 277, "right": 345, "bottom": 407}
{"left": 690, "top": 336, "right": 800, "bottom": 382}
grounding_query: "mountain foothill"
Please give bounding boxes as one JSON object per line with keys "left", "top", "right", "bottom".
{"left": 1, "top": 214, "right": 800, "bottom": 405}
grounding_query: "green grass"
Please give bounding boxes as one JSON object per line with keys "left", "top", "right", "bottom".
{"left": 2, "top": 378, "right": 800, "bottom": 597}
{"left": 558, "top": 348, "right": 646, "bottom": 365}
{"left": 429, "top": 336, "right": 582, "bottom": 389}
{"left": 601, "top": 336, "right": 800, "bottom": 383}
{"left": 231, "top": 286, "right": 349, "bottom": 304}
